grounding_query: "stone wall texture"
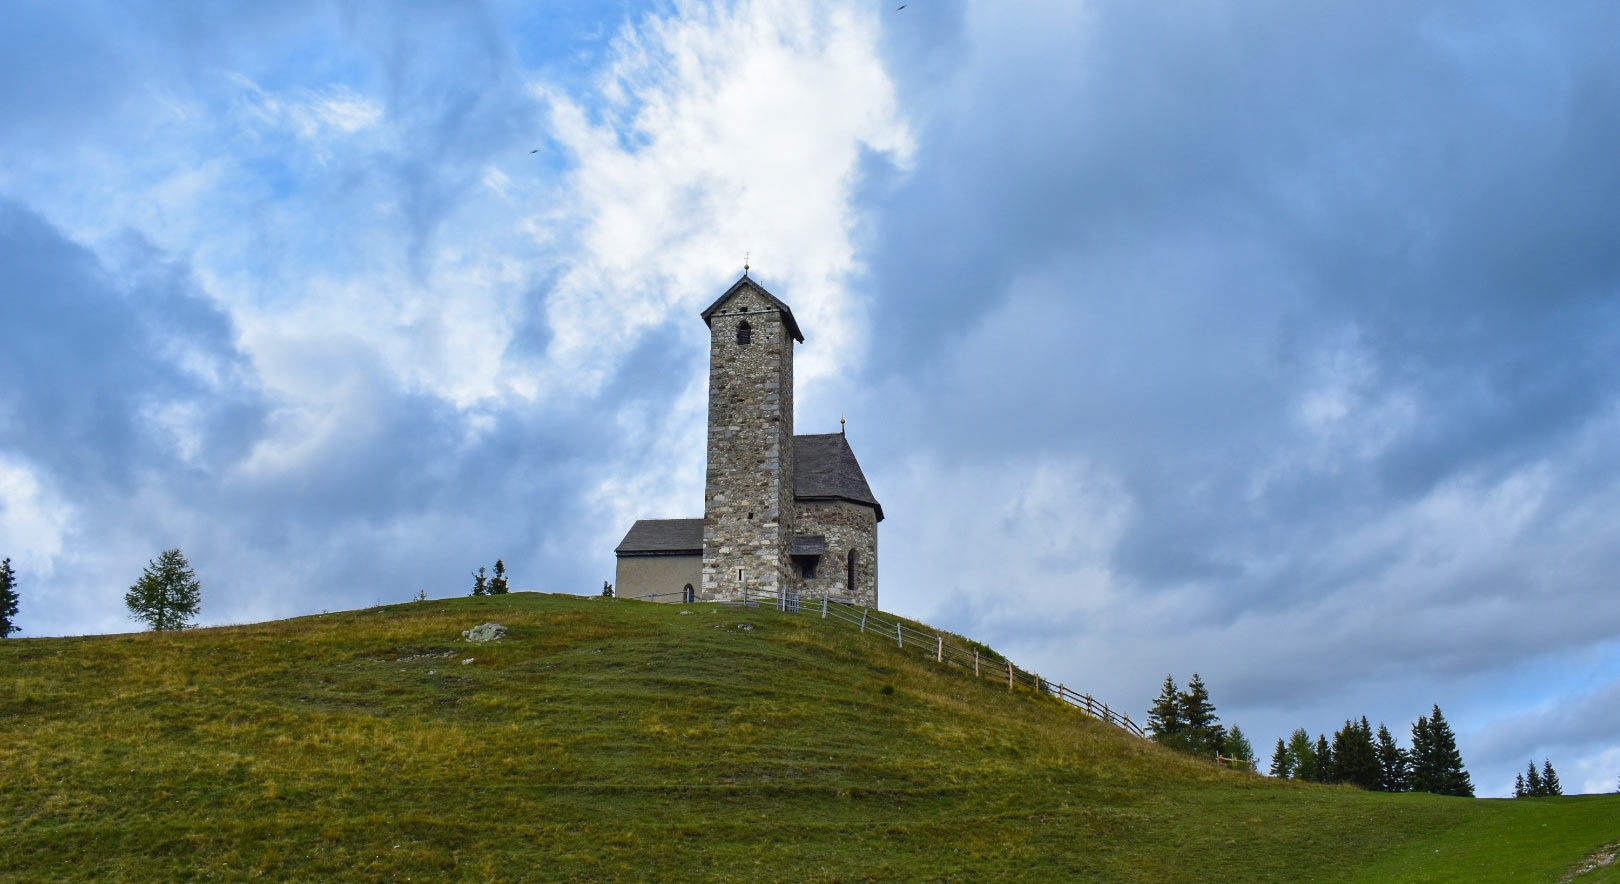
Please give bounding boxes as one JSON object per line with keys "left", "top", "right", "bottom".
{"left": 702, "top": 283, "right": 795, "bottom": 601}
{"left": 794, "top": 500, "right": 878, "bottom": 607}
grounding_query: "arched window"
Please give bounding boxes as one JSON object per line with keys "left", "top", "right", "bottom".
{"left": 847, "top": 549, "right": 858, "bottom": 596}
{"left": 736, "top": 320, "right": 752, "bottom": 346}
{"left": 683, "top": 584, "right": 695, "bottom": 604}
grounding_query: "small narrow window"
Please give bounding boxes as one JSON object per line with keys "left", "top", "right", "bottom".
{"left": 736, "top": 320, "right": 752, "bottom": 345}
{"left": 847, "top": 549, "right": 858, "bottom": 595}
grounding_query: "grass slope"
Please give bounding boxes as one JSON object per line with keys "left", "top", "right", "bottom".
{"left": 2, "top": 592, "right": 1615, "bottom": 882}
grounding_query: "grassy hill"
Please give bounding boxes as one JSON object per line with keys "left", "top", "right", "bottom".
{"left": 2, "top": 592, "right": 1615, "bottom": 882}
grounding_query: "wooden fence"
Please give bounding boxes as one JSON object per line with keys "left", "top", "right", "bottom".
{"left": 631, "top": 586, "right": 1145, "bottom": 739}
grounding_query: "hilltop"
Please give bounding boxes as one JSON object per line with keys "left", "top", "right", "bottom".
{"left": 2, "top": 592, "right": 1616, "bottom": 882}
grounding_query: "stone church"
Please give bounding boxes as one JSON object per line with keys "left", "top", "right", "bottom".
{"left": 614, "top": 274, "right": 883, "bottom": 607}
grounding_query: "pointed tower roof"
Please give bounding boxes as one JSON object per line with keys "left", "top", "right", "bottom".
{"left": 701, "top": 274, "right": 804, "bottom": 343}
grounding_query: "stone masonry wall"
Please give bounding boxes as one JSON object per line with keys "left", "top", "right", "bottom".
{"left": 702, "top": 284, "right": 795, "bottom": 601}
{"left": 795, "top": 499, "right": 878, "bottom": 608}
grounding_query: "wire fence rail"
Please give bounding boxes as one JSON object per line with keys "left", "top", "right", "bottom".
{"left": 628, "top": 586, "right": 1145, "bottom": 739}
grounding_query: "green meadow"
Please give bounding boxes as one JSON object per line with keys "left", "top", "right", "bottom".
{"left": 2, "top": 592, "right": 1615, "bottom": 882}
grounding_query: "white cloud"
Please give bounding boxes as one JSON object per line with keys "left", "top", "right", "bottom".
{"left": 529, "top": 0, "right": 913, "bottom": 399}
{"left": 0, "top": 454, "right": 75, "bottom": 571}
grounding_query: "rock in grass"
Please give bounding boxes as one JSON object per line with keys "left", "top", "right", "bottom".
{"left": 462, "top": 623, "right": 507, "bottom": 642}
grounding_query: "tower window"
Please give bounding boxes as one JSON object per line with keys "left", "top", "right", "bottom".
{"left": 847, "top": 549, "right": 858, "bottom": 594}
{"left": 736, "top": 320, "right": 752, "bottom": 346}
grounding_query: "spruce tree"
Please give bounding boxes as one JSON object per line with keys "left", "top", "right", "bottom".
{"left": 489, "top": 559, "right": 510, "bottom": 595}
{"left": 1514, "top": 772, "right": 1526, "bottom": 798}
{"left": 1147, "top": 674, "right": 1185, "bottom": 749}
{"left": 124, "top": 549, "right": 201, "bottom": 631}
{"left": 1542, "top": 760, "right": 1562, "bottom": 797}
{"left": 1411, "top": 706, "right": 1472, "bottom": 797}
{"left": 1179, "top": 673, "right": 1225, "bottom": 758}
{"left": 1376, "top": 723, "right": 1410, "bottom": 792}
{"left": 1331, "top": 717, "right": 1380, "bottom": 789}
{"left": 471, "top": 566, "right": 488, "bottom": 596}
{"left": 1313, "top": 735, "right": 1334, "bottom": 784}
{"left": 0, "top": 558, "right": 18, "bottom": 637}
{"left": 1270, "top": 738, "right": 1292, "bottom": 778}
{"left": 1525, "top": 761, "right": 1544, "bottom": 797}
{"left": 1410, "top": 714, "right": 1435, "bottom": 792}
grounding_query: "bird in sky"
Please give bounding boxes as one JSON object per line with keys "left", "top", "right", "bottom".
{"left": 897, "top": 4, "right": 906, "bottom": 9}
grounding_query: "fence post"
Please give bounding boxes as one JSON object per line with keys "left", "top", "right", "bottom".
{"left": 936, "top": 635, "right": 943, "bottom": 663}
{"left": 821, "top": 593, "right": 828, "bottom": 619}
{"left": 1035, "top": 674, "right": 1042, "bottom": 695}
{"left": 974, "top": 650, "right": 980, "bottom": 678}
{"left": 1007, "top": 659, "right": 1014, "bottom": 691}
{"left": 860, "top": 608, "right": 867, "bottom": 632}
{"left": 897, "top": 621, "right": 903, "bottom": 649}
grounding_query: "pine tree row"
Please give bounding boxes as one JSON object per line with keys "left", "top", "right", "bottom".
{"left": 1268, "top": 705, "right": 1473, "bottom": 796}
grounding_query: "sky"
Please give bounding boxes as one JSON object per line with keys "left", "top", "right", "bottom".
{"left": 2, "top": 0, "right": 1618, "bottom": 798}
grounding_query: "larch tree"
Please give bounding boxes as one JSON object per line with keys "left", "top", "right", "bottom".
{"left": 488, "top": 559, "right": 510, "bottom": 595}
{"left": 125, "top": 549, "right": 201, "bottom": 631}
{"left": 1286, "top": 729, "right": 1318, "bottom": 782}
{"left": 471, "top": 567, "right": 488, "bottom": 596}
{"left": 1224, "top": 725, "right": 1255, "bottom": 767}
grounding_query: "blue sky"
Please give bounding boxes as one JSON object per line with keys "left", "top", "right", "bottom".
{"left": 3, "top": 0, "right": 1618, "bottom": 798}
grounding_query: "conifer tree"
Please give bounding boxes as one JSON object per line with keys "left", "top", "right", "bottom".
{"left": 1313, "top": 734, "right": 1334, "bottom": 784}
{"left": 0, "top": 558, "right": 18, "bottom": 637}
{"left": 1410, "top": 706, "right": 1472, "bottom": 796}
{"left": 1331, "top": 717, "right": 1380, "bottom": 789}
{"left": 1270, "top": 738, "right": 1292, "bottom": 778}
{"left": 1514, "top": 772, "right": 1525, "bottom": 798}
{"left": 1147, "top": 674, "right": 1185, "bottom": 749}
{"left": 488, "top": 559, "right": 510, "bottom": 595}
{"left": 1376, "top": 723, "right": 1410, "bottom": 792}
{"left": 1178, "top": 673, "right": 1225, "bottom": 758}
{"left": 1287, "top": 728, "right": 1317, "bottom": 781}
{"left": 471, "top": 566, "right": 488, "bottom": 596}
{"left": 1541, "top": 760, "right": 1562, "bottom": 797}
{"left": 1224, "top": 725, "right": 1255, "bottom": 766}
{"left": 1525, "top": 761, "right": 1544, "bottom": 797}
{"left": 124, "top": 549, "right": 201, "bottom": 631}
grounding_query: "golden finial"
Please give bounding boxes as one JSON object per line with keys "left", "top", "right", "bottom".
{"left": 743, "top": 252, "right": 750, "bottom": 276}
{"left": 841, "top": 414, "right": 846, "bottom": 435}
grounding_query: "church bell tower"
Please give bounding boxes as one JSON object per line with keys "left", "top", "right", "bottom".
{"left": 699, "top": 274, "right": 804, "bottom": 601}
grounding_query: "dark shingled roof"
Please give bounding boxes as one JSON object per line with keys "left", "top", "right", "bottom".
{"left": 615, "top": 518, "right": 703, "bottom": 556}
{"left": 794, "top": 433, "right": 883, "bottom": 521}
{"left": 791, "top": 535, "right": 826, "bottom": 556}
{"left": 700, "top": 275, "right": 805, "bottom": 343}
